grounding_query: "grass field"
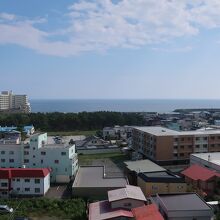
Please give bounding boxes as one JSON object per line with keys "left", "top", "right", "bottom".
{"left": 46, "top": 130, "right": 97, "bottom": 137}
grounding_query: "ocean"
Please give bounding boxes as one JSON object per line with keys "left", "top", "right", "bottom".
{"left": 30, "top": 99, "right": 220, "bottom": 113}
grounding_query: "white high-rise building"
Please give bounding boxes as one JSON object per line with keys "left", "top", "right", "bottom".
{"left": 0, "top": 91, "right": 31, "bottom": 113}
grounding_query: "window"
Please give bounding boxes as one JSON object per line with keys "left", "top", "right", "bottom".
{"left": 35, "top": 188, "right": 40, "bottom": 193}
{"left": 9, "top": 159, "right": 14, "bottom": 163}
{"left": 174, "top": 138, "right": 178, "bottom": 142}
{"left": 41, "top": 151, "right": 46, "bottom": 155}
{"left": 24, "top": 159, "right": 29, "bottom": 163}
{"left": 33, "top": 147, "right": 36, "bottom": 150}
{"left": 54, "top": 160, "right": 59, "bottom": 164}
{"left": 33, "top": 163, "right": 36, "bottom": 166}
{"left": 174, "top": 146, "right": 178, "bottom": 149}
{"left": 35, "top": 179, "right": 40, "bottom": 184}
{"left": 24, "top": 151, "right": 29, "bottom": 155}
{"left": 180, "top": 153, "right": 184, "bottom": 157}
{"left": 25, "top": 188, "right": 30, "bottom": 192}
{"left": 61, "top": 152, "right": 66, "bottom": 156}
{"left": 203, "top": 144, "right": 207, "bottom": 148}
{"left": 211, "top": 136, "right": 215, "bottom": 140}
{"left": 188, "top": 145, "right": 192, "bottom": 148}
{"left": 188, "top": 137, "right": 191, "bottom": 141}
{"left": 41, "top": 159, "right": 43, "bottom": 164}
{"left": 16, "top": 179, "right": 20, "bottom": 182}
{"left": 181, "top": 138, "right": 184, "bottom": 141}
{"left": 204, "top": 137, "right": 208, "bottom": 140}
{"left": 9, "top": 151, "right": 14, "bottom": 155}
{"left": 196, "top": 137, "right": 200, "bottom": 141}
{"left": 180, "top": 145, "right": 184, "bottom": 149}
{"left": 211, "top": 144, "right": 215, "bottom": 147}
{"left": 24, "top": 179, "right": 30, "bottom": 182}
{"left": 1, "top": 182, "right": 7, "bottom": 187}
{"left": 1, "top": 159, "right": 5, "bottom": 162}
{"left": 2, "top": 192, "right": 7, "bottom": 195}
{"left": 17, "top": 188, "right": 20, "bottom": 191}
{"left": 1, "top": 151, "right": 5, "bottom": 154}
{"left": 196, "top": 145, "right": 200, "bottom": 148}
{"left": 33, "top": 155, "right": 35, "bottom": 158}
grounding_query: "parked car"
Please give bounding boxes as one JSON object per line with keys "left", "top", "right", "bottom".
{"left": 0, "top": 205, "right": 13, "bottom": 213}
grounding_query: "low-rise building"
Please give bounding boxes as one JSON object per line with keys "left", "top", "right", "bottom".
{"left": 190, "top": 152, "right": 220, "bottom": 173}
{"left": 181, "top": 164, "right": 220, "bottom": 195}
{"left": 0, "top": 133, "right": 78, "bottom": 183}
{"left": 72, "top": 166, "right": 128, "bottom": 199}
{"left": 152, "top": 193, "right": 213, "bottom": 220}
{"left": 137, "top": 171, "right": 186, "bottom": 196}
{"left": 103, "top": 125, "right": 132, "bottom": 140}
{"left": 124, "top": 159, "right": 166, "bottom": 185}
{"left": 0, "top": 168, "right": 50, "bottom": 198}
{"left": 88, "top": 185, "right": 147, "bottom": 220}
{"left": 132, "top": 126, "right": 220, "bottom": 164}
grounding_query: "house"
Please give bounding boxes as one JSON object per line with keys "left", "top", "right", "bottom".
{"left": 0, "top": 168, "right": 50, "bottom": 198}
{"left": 181, "top": 164, "right": 220, "bottom": 195}
{"left": 137, "top": 171, "right": 186, "bottom": 196}
{"left": 76, "top": 135, "right": 120, "bottom": 155}
{"left": 108, "top": 185, "right": 146, "bottom": 210}
{"left": 132, "top": 204, "right": 164, "bottom": 220}
{"left": 72, "top": 166, "right": 128, "bottom": 199}
{"left": 152, "top": 193, "right": 213, "bottom": 220}
{"left": 88, "top": 185, "right": 147, "bottom": 220}
{"left": 124, "top": 159, "right": 166, "bottom": 185}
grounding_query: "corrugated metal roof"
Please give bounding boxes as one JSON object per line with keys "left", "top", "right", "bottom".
{"left": 132, "top": 204, "right": 164, "bottom": 220}
{"left": 0, "top": 168, "right": 51, "bottom": 179}
{"left": 88, "top": 200, "right": 133, "bottom": 220}
{"left": 181, "top": 164, "right": 220, "bottom": 181}
{"left": 108, "top": 185, "right": 146, "bottom": 202}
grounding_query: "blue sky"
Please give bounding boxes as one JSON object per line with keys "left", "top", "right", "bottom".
{"left": 1, "top": 0, "right": 220, "bottom": 99}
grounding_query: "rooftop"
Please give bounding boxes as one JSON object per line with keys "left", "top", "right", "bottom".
{"left": 181, "top": 164, "right": 220, "bottom": 181}
{"left": 73, "top": 166, "right": 128, "bottom": 188}
{"left": 191, "top": 152, "right": 220, "bottom": 166}
{"left": 138, "top": 171, "right": 184, "bottom": 183}
{"left": 132, "top": 204, "right": 164, "bottom": 220}
{"left": 156, "top": 193, "right": 212, "bottom": 211}
{"left": 124, "top": 159, "right": 166, "bottom": 173}
{"left": 133, "top": 126, "right": 220, "bottom": 136}
{"left": 0, "top": 168, "right": 51, "bottom": 179}
{"left": 89, "top": 200, "right": 133, "bottom": 220}
{"left": 108, "top": 185, "right": 146, "bottom": 202}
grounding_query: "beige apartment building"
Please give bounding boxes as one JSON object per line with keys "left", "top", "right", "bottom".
{"left": 0, "top": 91, "right": 31, "bottom": 113}
{"left": 132, "top": 126, "right": 220, "bottom": 164}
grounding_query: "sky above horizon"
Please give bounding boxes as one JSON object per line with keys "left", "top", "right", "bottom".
{"left": 1, "top": 0, "right": 220, "bottom": 99}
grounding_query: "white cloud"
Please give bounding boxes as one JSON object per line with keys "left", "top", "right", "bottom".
{"left": 0, "top": 0, "right": 220, "bottom": 56}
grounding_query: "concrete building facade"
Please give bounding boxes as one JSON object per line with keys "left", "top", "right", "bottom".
{"left": 132, "top": 126, "right": 220, "bottom": 164}
{"left": 0, "top": 91, "right": 31, "bottom": 113}
{"left": 0, "top": 133, "right": 78, "bottom": 183}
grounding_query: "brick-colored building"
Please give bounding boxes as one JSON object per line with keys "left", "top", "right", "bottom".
{"left": 132, "top": 126, "right": 220, "bottom": 164}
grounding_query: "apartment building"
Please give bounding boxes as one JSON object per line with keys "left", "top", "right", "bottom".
{"left": 0, "top": 168, "right": 50, "bottom": 198}
{"left": 132, "top": 126, "right": 220, "bottom": 164}
{"left": 0, "top": 133, "right": 78, "bottom": 183}
{"left": 0, "top": 91, "right": 31, "bottom": 113}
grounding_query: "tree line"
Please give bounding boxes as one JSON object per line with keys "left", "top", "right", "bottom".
{"left": 0, "top": 112, "right": 145, "bottom": 131}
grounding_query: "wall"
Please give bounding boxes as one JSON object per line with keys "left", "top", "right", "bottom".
{"left": 77, "top": 147, "right": 120, "bottom": 155}
{"left": 137, "top": 177, "right": 186, "bottom": 196}
{"left": 111, "top": 198, "right": 145, "bottom": 210}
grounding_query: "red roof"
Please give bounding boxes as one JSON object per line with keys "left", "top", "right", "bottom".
{"left": 181, "top": 164, "right": 220, "bottom": 181}
{"left": 89, "top": 200, "right": 133, "bottom": 220}
{"left": 132, "top": 204, "right": 164, "bottom": 220}
{"left": 0, "top": 168, "right": 51, "bottom": 179}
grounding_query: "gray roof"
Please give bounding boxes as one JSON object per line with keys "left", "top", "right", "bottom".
{"left": 191, "top": 152, "right": 220, "bottom": 166}
{"left": 157, "top": 193, "right": 212, "bottom": 211}
{"left": 73, "top": 166, "right": 128, "bottom": 188}
{"left": 124, "top": 159, "right": 166, "bottom": 173}
{"left": 108, "top": 185, "right": 146, "bottom": 202}
{"left": 133, "top": 126, "right": 220, "bottom": 136}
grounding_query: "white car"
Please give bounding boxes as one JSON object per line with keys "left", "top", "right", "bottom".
{"left": 0, "top": 205, "right": 13, "bottom": 213}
